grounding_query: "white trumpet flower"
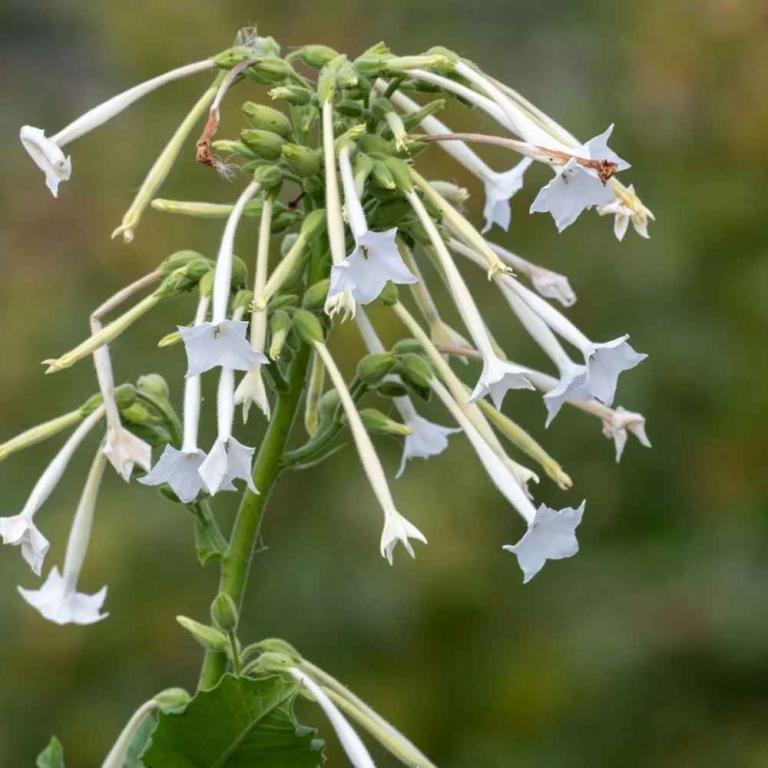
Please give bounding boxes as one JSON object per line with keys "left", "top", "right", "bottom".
{"left": 314, "top": 341, "right": 427, "bottom": 564}
{"left": 328, "top": 145, "right": 416, "bottom": 306}
{"left": 597, "top": 184, "right": 650, "bottom": 241}
{"left": 405, "top": 189, "right": 532, "bottom": 409}
{"left": 19, "top": 59, "right": 214, "bottom": 197}
{"left": 141, "top": 297, "right": 210, "bottom": 503}
{"left": 354, "top": 309, "right": 458, "bottom": 478}
{"left": 503, "top": 502, "right": 585, "bottom": 584}
{"left": 235, "top": 197, "right": 274, "bottom": 422}
{"left": 181, "top": 181, "right": 264, "bottom": 377}
{"left": 0, "top": 406, "right": 104, "bottom": 575}
{"left": 385, "top": 87, "right": 531, "bottom": 233}
{"left": 288, "top": 668, "right": 376, "bottom": 768}
{"left": 530, "top": 125, "right": 630, "bottom": 231}
{"left": 19, "top": 450, "right": 109, "bottom": 625}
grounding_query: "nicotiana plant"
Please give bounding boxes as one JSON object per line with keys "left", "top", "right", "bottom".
{"left": 9, "top": 28, "right": 653, "bottom": 767}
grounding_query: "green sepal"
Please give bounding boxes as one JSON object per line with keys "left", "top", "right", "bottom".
{"left": 36, "top": 737, "right": 64, "bottom": 768}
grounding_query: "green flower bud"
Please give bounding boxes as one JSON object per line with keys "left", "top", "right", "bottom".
{"left": 382, "top": 155, "right": 413, "bottom": 193}
{"left": 336, "top": 99, "right": 366, "bottom": 118}
{"left": 401, "top": 98, "right": 446, "bottom": 129}
{"left": 300, "top": 208, "right": 327, "bottom": 239}
{"left": 397, "top": 351, "right": 433, "bottom": 391}
{"left": 158, "top": 250, "right": 207, "bottom": 274}
{"left": 257, "top": 651, "right": 295, "bottom": 674}
{"left": 246, "top": 57, "right": 295, "bottom": 84}
{"left": 213, "top": 46, "right": 253, "bottom": 69}
{"left": 302, "top": 279, "right": 331, "bottom": 311}
{"left": 359, "top": 408, "right": 412, "bottom": 437}
{"left": 392, "top": 338, "right": 424, "bottom": 355}
{"left": 377, "top": 281, "right": 399, "bottom": 306}
{"left": 292, "top": 309, "right": 325, "bottom": 345}
{"left": 254, "top": 638, "right": 302, "bottom": 660}
{"left": 252, "top": 164, "right": 283, "bottom": 191}
{"left": 232, "top": 289, "right": 254, "bottom": 313}
{"left": 231, "top": 255, "right": 249, "bottom": 290}
{"left": 198, "top": 269, "right": 215, "bottom": 299}
{"left": 158, "top": 330, "right": 181, "bottom": 348}
{"left": 113, "top": 383, "right": 138, "bottom": 410}
{"left": 154, "top": 259, "right": 212, "bottom": 299}
{"left": 281, "top": 143, "right": 321, "bottom": 177}
{"left": 136, "top": 374, "right": 170, "bottom": 401}
{"left": 269, "top": 309, "right": 292, "bottom": 360}
{"left": 354, "top": 153, "right": 374, "bottom": 185}
{"left": 176, "top": 616, "right": 228, "bottom": 653}
{"left": 153, "top": 688, "right": 191, "bottom": 715}
{"left": 296, "top": 44, "right": 339, "bottom": 69}
{"left": 375, "top": 380, "right": 409, "bottom": 398}
{"left": 357, "top": 134, "right": 391, "bottom": 155}
{"left": 356, "top": 352, "right": 396, "bottom": 384}
{"left": 269, "top": 294, "right": 299, "bottom": 310}
{"left": 210, "top": 593, "right": 239, "bottom": 632}
{"left": 302, "top": 176, "right": 324, "bottom": 197}
{"left": 210, "top": 138, "right": 258, "bottom": 160}
{"left": 240, "top": 128, "right": 286, "bottom": 160}
{"left": 241, "top": 102, "right": 293, "bottom": 137}
{"left": 371, "top": 160, "right": 396, "bottom": 190}
{"left": 367, "top": 198, "right": 414, "bottom": 229}
{"left": 269, "top": 85, "right": 313, "bottom": 105}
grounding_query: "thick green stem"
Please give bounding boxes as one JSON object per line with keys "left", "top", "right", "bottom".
{"left": 198, "top": 344, "right": 311, "bottom": 689}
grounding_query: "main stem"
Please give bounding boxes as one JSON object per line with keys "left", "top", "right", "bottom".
{"left": 198, "top": 345, "right": 311, "bottom": 689}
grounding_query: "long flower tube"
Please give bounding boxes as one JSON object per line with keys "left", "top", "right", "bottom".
{"left": 288, "top": 668, "right": 377, "bottom": 768}
{"left": 0, "top": 410, "right": 85, "bottom": 464}
{"left": 19, "top": 59, "right": 214, "bottom": 197}
{"left": 404, "top": 187, "right": 533, "bottom": 408}
{"left": 313, "top": 340, "right": 427, "bottom": 563}
{"left": 0, "top": 406, "right": 105, "bottom": 575}
{"left": 19, "top": 448, "right": 110, "bottom": 624}
{"left": 180, "top": 181, "right": 263, "bottom": 377}
{"left": 235, "top": 195, "right": 274, "bottom": 421}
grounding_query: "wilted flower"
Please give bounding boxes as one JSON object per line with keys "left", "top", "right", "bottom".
{"left": 597, "top": 184, "right": 650, "bottom": 241}
{"left": 600, "top": 405, "right": 651, "bottom": 462}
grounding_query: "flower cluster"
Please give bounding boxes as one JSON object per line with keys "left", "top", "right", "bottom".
{"left": 9, "top": 28, "right": 654, "bottom": 766}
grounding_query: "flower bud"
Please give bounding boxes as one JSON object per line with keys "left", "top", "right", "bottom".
{"left": 211, "top": 138, "right": 258, "bottom": 160}
{"left": 136, "top": 373, "right": 170, "bottom": 401}
{"left": 292, "top": 309, "right": 325, "bottom": 345}
{"left": 198, "top": 269, "right": 215, "bottom": 299}
{"left": 240, "top": 129, "right": 286, "bottom": 161}
{"left": 358, "top": 134, "right": 391, "bottom": 155}
{"left": 429, "top": 180, "right": 470, "bottom": 206}
{"left": 154, "top": 259, "right": 212, "bottom": 299}
{"left": 377, "top": 281, "right": 399, "bottom": 306}
{"left": 269, "top": 309, "right": 292, "bottom": 360}
{"left": 158, "top": 249, "right": 208, "bottom": 274}
{"left": 158, "top": 330, "right": 181, "bottom": 348}
{"left": 296, "top": 44, "right": 339, "bottom": 68}
{"left": 176, "top": 616, "right": 228, "bottom": 653}
{"left": 251, "top": 164, "right": 283, "bottom": 191}
{"left": 367, "top": 198, "right": 414, "bottom": 229}
{"left": 246, "top": 58, "right": 295, "bottom": 84}
{"left": 317, "top": 389, "right": 341, "bottom": 424}
{"left": 302, "top": 279, "right": 331, "bottom": 311}
{"left": 269, "top": 85, "right": 313, "bottom": 105}
{"left": 392, "top": 338, "right": 424, "bottom": 355}
{"left": 336, "top": 100, "right": 366, "bottom": 118}
{"left": 371, "top": 160, "right": 396, "bottom": 190}
{"left": 401, "top": 98, "right": 446, "bottom": 129}
{"left": 241, "top": 102, "right": 292, "bottom": 138}
{"left": 231, "top": 255, "right": 249, "bottom": 290}
{"left": 232, "top": 289, "right": 254, "bottom": 313}
{"left": 356, "top": 352, "right": 397, "bottom": 384}
{"left": 397, "top": 352, "right": 433, "bottom": 390}
{"left": 302, "top": 176, "right": 324, "bottom": 197}
{"left": 281, "top": 144, "right": 321, "bottom": 177}
{"left": 269, "top": 294, "right": 299, "bottom": 311}
{"left": 210, "top": 593, "right": 239, "bottom": 632}
{"left": 382, "top": 155, "right": 413, "bottom": 193}
{"left": 256, "top": 651, "right": 294, "bottom": 674}
{"left": 359, "top": 408, "right": 412, "bottom": 437}
{"left": 153, "top": 688, "right": 191, "bottom": 714}
{"left": 254, "top": 638, "right": 301, "bottom": 660}
{"left": 354, "top": 153, "right": 374, "bottom": 185}
{"left": 213, "top": 46, "right": 254, "bottom": 69}
{"left": 375, "top": 380, "right": 410, "bottom": 398}
{"left": 300, "top": 208, "right": 327, "bottom": 239}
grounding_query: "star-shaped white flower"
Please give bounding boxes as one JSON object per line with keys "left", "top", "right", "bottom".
{"left": 18, "top": 567, "right": 108, "bottom": 626}
{"left": 328, "top": 229, "right": 417, "bottom": 306}
{"left": 180, "top": 320, "right": 264, "bottom": 378}
{"left": 19, "top": 126, "right": 72, "bottom": 197}
{"left": 380, "top": 509, "right": 428, "bottom": 566}
{"left": 0, "top": 514, "right": 49, "bottom": 576}
{"left": 504, "top": 501, "right": 585, "bottom": 583}
{"left": 542, "top": 364, "right": 592, "bottom": 427}
{"left": 234, "top": 367, "right": 272, "bottom": 422}
{"left": 482, "top": 157, "right": 533, "bottom": 233}
{"left": 104, "top": 425, "right": 152, "bottom": 482}
{"left": 198, "top": 437, "right": 257, "bottom": 496}
{"left": 597, "top": 185, "right": 650, "bottom": 241}
{"left": 469, "top": 356, "right": 534, "bottom": 409}
{"left": 530, "top": 125, "right": 630, "bottom": 232}
{"left": 396, "top": 414, "right": 460, "bottom": 478}
{"left": 139, "top": 445, "right": 207, "bottom": 503}
{"left": 600, "top": 406, "right": 651, "bottom": 462}
{"left": 583, "top": 335, "right": 647, "bottom": 407}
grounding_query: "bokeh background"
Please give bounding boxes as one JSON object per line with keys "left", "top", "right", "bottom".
{"left": 1, "top": 0, "right": 767, "bottom": 765}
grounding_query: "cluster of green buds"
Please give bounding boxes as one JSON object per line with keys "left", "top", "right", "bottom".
{"left": 13, "top": 26, "right": 655, "bottom": 768}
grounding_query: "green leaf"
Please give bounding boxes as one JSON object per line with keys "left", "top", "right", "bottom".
{"left": 36, "top": 736, "right": 65, "bottom": 768}
{"left": 142, "top": 674, "right": 324, "bottom": 768}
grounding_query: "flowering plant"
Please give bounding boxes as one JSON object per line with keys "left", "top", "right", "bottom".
{"left": 9, "top": 28, "right": 653, "bottom": 766}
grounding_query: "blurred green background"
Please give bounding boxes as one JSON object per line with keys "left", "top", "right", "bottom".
{"left": 1, "top": 0, "right": 767, "bottom": 765}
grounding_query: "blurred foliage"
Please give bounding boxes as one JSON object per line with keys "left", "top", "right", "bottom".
{"left": 1, "top": 0, "right": 767, "bottom": 765}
